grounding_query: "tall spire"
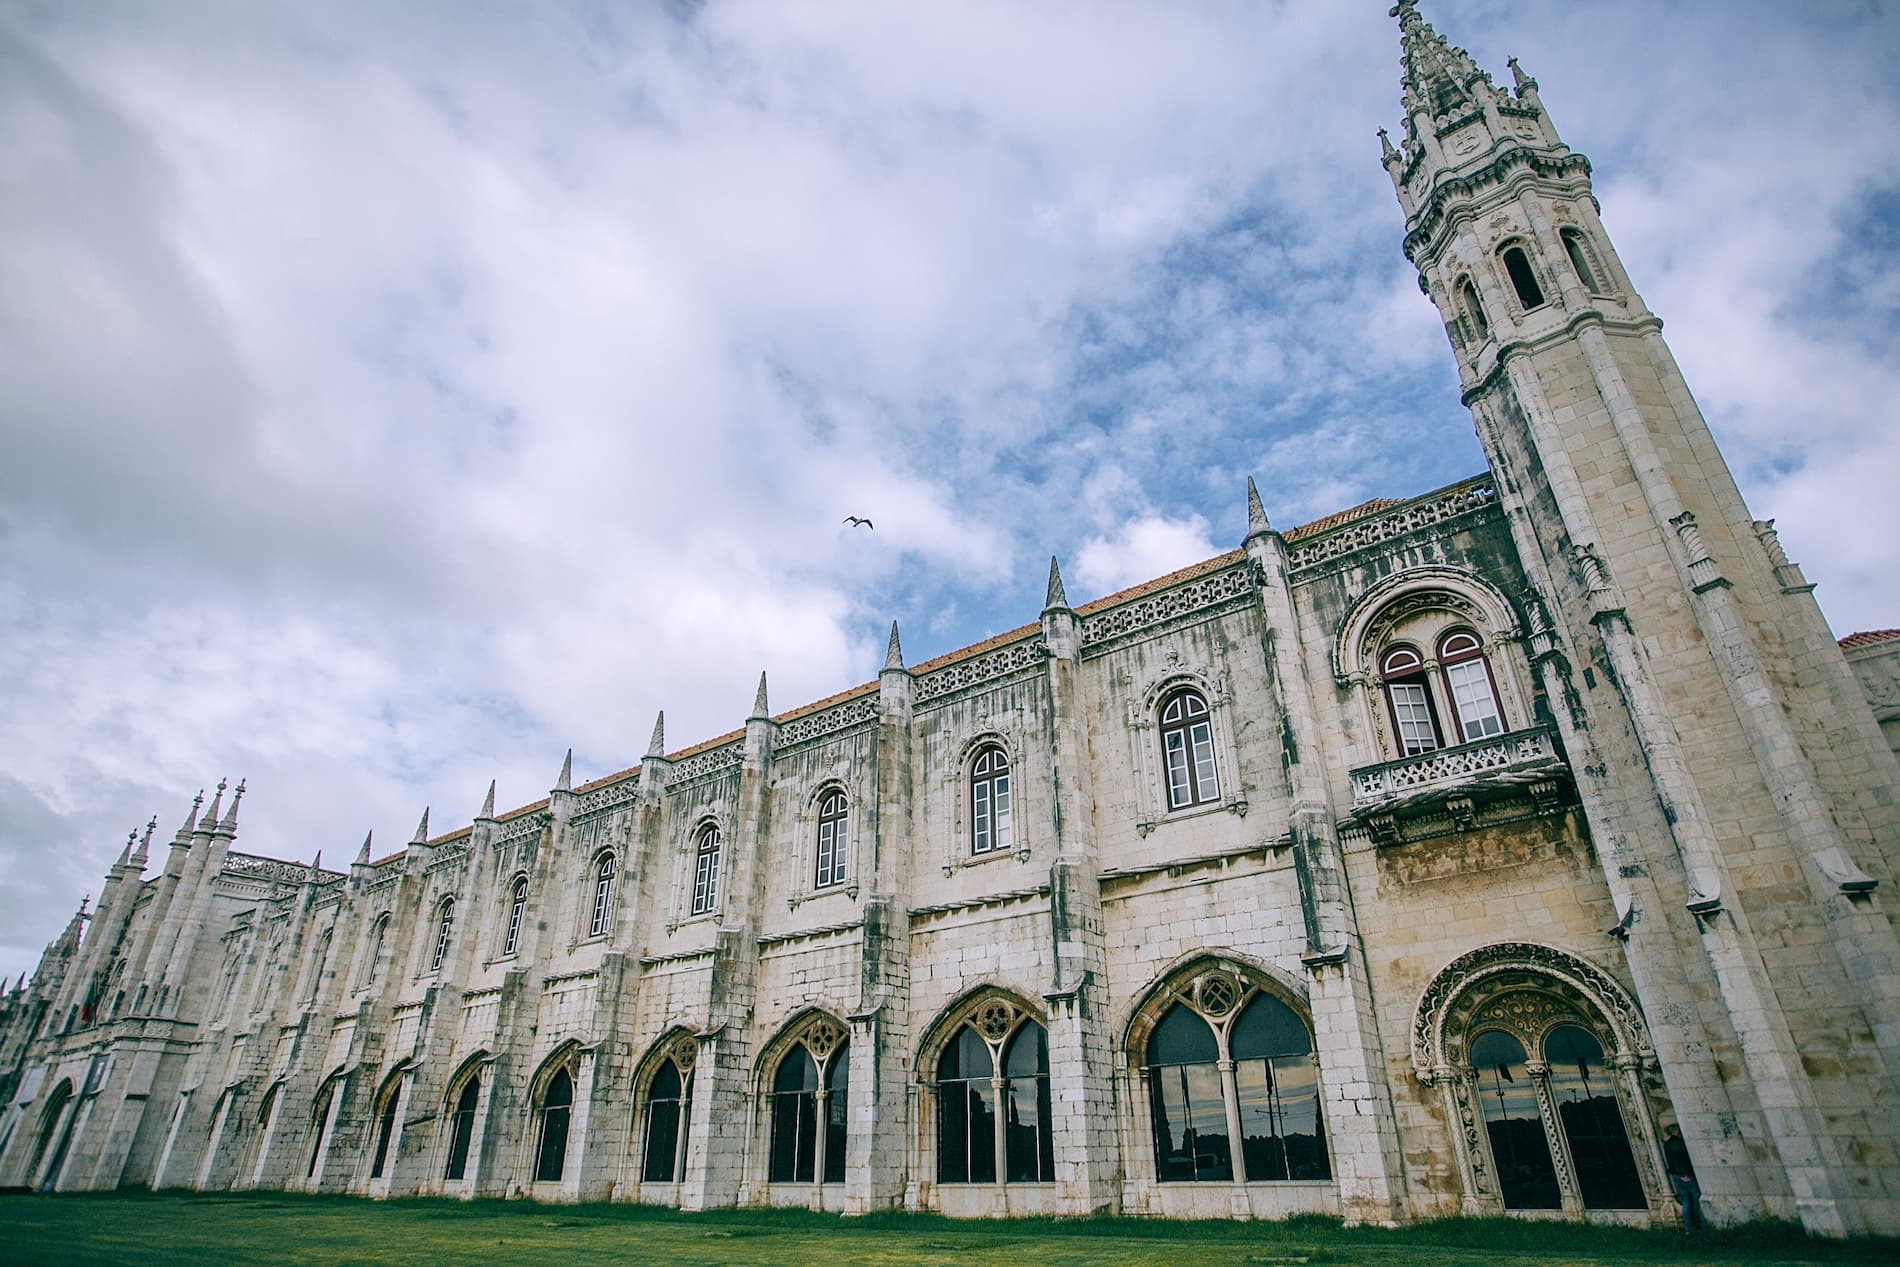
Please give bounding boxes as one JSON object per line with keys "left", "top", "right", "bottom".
{"left": 646, "top": 711, "right": 666, "bottom": 758}
{"left": 133, "top": 817, "right": 156, "bottom": 866}
{"left": 114, "top": 830, "right": 135, "bottom": 870}
{"left": 883, "top": 620, "right": 905, "bottom": 671}
{"left": 479, "top": 779, "right": 497, "bottom": 819}
{"left": 218, "top": 777, "right": 245, "bottom": 832}
{"left": 199, "top": 779, "right": 226, "bottom": 832}
{"left": 554, "top": 749, "right": 572, "bottom": 792}
{"left": 174, "top": 791, "right": 203, "bottom": 844}
{"left": 750, "top": 671, "right": 770, "bottom": 721}
{"left": 410, "top": 807, "right": 431, "bottom": 844}
{"left": 1044, "top": 556, "right": 1069, "bottom": 611}
{"left": 1393, "top": 0, "right": 1487, "bottom": 125}
{"left": 1246, "top": 476, "right": 1272, "bottom": 538}
{"left": 355, "top": 831, "right": 373, "bottom": 866}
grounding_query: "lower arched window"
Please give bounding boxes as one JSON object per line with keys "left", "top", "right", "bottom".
{"left": 27, "top": 1081, "right": 74, "bottom": 1185}
{"left": 935, "top": 1007, "right": 1055, "bottom": 1185}
{"left": 368, "top": 1076, "right": 403, "bottom": 1180}
{"left": 1143, "top": 975, "right": 1329, "bottom": 1185}
{"left": 640, "top": 1051, "right": 693, "bottom": 1183}
{"left": 1470, "top": 1030, "right": 1559, "bottom": 1210}
{"left": 307, "top": 1080, "right": 340, "bottom": 1180}
{"left": 443, "top": 1076, "right": 480, "bottom": 1182}
{"left": 1544, "top": 1025, "right": 1644, "bottom": 1210}
{"left": 767, "top": 1030, "right": 849, "bottom": 1184}
{"left": 533, "top": 1067, "right": 574, "bottom": 1183}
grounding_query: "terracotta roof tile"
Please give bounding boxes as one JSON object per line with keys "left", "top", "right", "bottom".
{"left": 1840, "top": 629, "right": 1900, "bottom": 650}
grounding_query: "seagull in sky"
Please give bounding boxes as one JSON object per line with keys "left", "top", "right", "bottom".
{"left": 843, "top": 516, "right": 874, "bottom": 529}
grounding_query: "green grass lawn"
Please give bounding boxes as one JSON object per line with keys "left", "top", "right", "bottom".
{"left": 3, "top": 1192, "right": 1896, "bottom": 1267}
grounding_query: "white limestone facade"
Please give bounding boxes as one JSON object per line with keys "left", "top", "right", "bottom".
{"left": 3, "top": 3, "right": 1897, "bottom": 1236}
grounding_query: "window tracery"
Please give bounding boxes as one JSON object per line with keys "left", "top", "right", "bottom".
{"left": 764, "top": 1016, "right": 850, "bottom": 1185}
{"left": 928, "top": 994, "right": 1054, "bottom": 1186}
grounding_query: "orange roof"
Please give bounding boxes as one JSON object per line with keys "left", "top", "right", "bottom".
{"left": 1840, "top": 629, "right": 1900, "bottom": 650}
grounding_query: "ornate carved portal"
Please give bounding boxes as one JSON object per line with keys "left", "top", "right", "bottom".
{"left": 1412, "top": 943, "right": 1669, "bottom": 1220}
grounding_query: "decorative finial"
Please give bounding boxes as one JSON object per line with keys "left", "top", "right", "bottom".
{"left": 1390, "top": 0, "right": 1423, "bottom": 26}
{"left": 356, "top": 831, "right": 373, "bottom": 865}
{"left": 1506, "top": 56, "right": 1535, "bottom": 94}
{"left": 1044, "top": 555, "right": 1069, "bottom": 611}
{"left": 411, "top": 807, "right": 431, "bottom": 844}
{"left": 882, "top": 620, "right": 905, "bottom": 672}
{"left": 220, "top": 777, "right": 245, "bottom": 829}
{"left": 646, "top": 711, "right": 666, "bottom": 759}
{"left": 555, "top": 749, "right": 572, "bottom": 792}
{"left": 1379, "top": 127, "right": 1398, "bottom": 161}
{"left": 480, "top": 779, "right": 497, "bottom": 819}
{"left": 116, "top": 831, "right": 136, "bottom": 868}
{"left": 309, "top": 851, "right": 322, "bottom": 876}
{"left": 200, "top": 781, "right": 224, "bottom": 828}
{"left": 750, "top": 671, "right": 770, "bottom": 720}
{"left": 1246, "top": 476, "right": 1272, "bottom": 537}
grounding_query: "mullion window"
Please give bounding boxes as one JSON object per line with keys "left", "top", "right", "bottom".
{"left": 970, "top": 747, "right": 1012, "bottom": 855}
{"left": 1159, "top": 691, "right": 1220, "bottom": 808}
{"left": 815, "top": 792, "right": 847, "bottom": 888}
{"left": 691, "top": 827, "right": 721, "bottom": 915}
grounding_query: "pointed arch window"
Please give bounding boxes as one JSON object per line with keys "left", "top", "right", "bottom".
{"left": 1159, "top": 688, "right": 1220, "bottom": 809}
{"left": 1501, "top": 245, "right": 1546, "bottom": 309}
{"left": 1439, "top": 629, "right": 1504, "bottom": 741}
{"left": 430, "top": 898, "right": 455, "bottom": 973}
{"left": 533, "top": 1067, "right": 573, "bottom": 1183}
{"left": 368, "top": 1076, "right": 403, "bottom": 1180}
{"left": 935, "top": 1004, "right": 1055, "bottom": 1184}
{"left": 814, "top": 790, "right": 848, "bottom": 889}
{"left": 1231, "top": 994, "right": 1329, "bottom": 1181}
{"left": 443, "top": 1075, "right": 480, "bottom": 1182}
{"left": 360, "top": 914, "right": 390, "bottom": 989}
{"left": 690, "top": 825, "right": 722, "bottom": 916}
{"left": 307, "top": 1079, "right": 341, "bottom": 1180}
{"left": 589, "top": 853, "right": 616, "bottom": 939}
{"left": 1382, "top": 645, "right": 1443, "bottom": 755}
{"left": 639, "top": 1046, "right": 694, "bottom": 1184}
{"left": 304, "top": 930, "right": 333, "bottom": 1003}
{"left": 767, "top": 1031, "right": 849, "bottom": 1184}
{"left": 969, "top": 745, "right": 1013, "bottom": 855}
{"left": 1561, "top": 228, "right": 1602, "bottom": 294}
{"left": 1459, "top": 277, "right": 1490, "bottom": 342}
{"left": 502, "top": 877, "right": 528, "bottom": 958}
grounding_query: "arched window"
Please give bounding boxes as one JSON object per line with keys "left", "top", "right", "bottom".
{"left": 1470, "top": 1029, "right": 1559, "bottom": 1210}
{"left": 1544, "top": 1025, "right": 1645, "bottom": 1210}
{"left": 1561, "top": 228, "right": 1601, "bottom": 293}
{"left": 639, "top": 1047, "right": 694, "bottom": 1184}
{"left": 502, "top": 877, "right": 528, "bottom": 958}
{"left": 589, "top": 853, "right": 616, "bottom": 939}
{"left": 969, "top": 745, "right": 1013, "bottom": 855}
{"left": 368, "top": 1075, "right": 403, "bottom": 1180}
{"left": 1382, "top": 645, "right": 1443, "bottom": 755}
{"left": 307, "top": 1079, "right": 341, "bottom": 1180}
{"left": 814, "top": 790, "right": 848, "bottom": 889}
{"left": 1140, "top": 971, "right": 1329, "bottom": 1185}
{"left": 767, "top": 1035, "right": 850, "bottom": 1184}
{"left": 1501, "top": 245, "right": 1546, "bottom": 309}
{"left": 443, "top": 1075, "right": 480, "bottom": 1182}
{"left": 1159, "top": 688, "right": 1220, "bottom": 809}
{"left": 304, "top": 930, "right": 333, "bottom": 1002}
{"left": 1439, "top": 629, "right": 1504, "bottom": 742}
{"left": 1459, "top": 277, "right": 1490, "bottom": 342}
{"left": 360, "top": 914, "right": 390, "bottom": 988}
{"left": 934, "top": 1000, "right": 1054, "bottom": 1185}
{"left": 690, "top": 825, "right": 722, "bottom": 916}
{"left": 533, "top": 1067, "right": 574, "bottom": 1183}
{"left": 430, "top": 899, "right": 455, "bottom": 973}
{"left": 27, "top": 1080, "right": 74, "bottom": 1186}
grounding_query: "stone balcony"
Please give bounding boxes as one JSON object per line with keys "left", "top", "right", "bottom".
{"left": 1347, "top": 724, "right": 1572, "bottom": 846}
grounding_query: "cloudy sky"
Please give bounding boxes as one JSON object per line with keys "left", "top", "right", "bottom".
{"left": 2, "top": 0, "right": 1897, "bottom": 982}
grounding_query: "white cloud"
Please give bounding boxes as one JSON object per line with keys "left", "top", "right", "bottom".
{"left": 1073, "top": 513, "right": 1219, "bottom": 598}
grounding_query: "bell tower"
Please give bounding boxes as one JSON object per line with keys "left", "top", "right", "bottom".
{"left": 1382, "top": 0, "right": 1900, "bottom": 1237}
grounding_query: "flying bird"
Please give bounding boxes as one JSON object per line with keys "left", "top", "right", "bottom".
{"left": 843, "top": 516, "right": 874, "bottom": 529}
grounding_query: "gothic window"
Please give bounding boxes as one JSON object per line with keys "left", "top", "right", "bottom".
{"left": 307, "top": 1078, "right": 341, "bottom": 1180}
{"left": 767, "top": 1026, "right": 849, "bottom": 1185}
{"left": 430, "top": 898, "right": 455, "bottom": 973}
{"left": 304, "top": 930, "right": 333, "bottom": 1002}
{"left": 1470, "top": 1029, "right": 1560, "bottom": 1210}
{"left": 533, "top": 1066, "right": 574, "bottom": 1183}
{"left": 1561, "top": 228, "right": 1602, "bottom": 294}
{"left": 443, "top": 1074, "right": 480, "bottom": 1182}
{"left": 1159, "top": 688, "right": 1221, "bottom": 809}
{"left": 690, "top": 825, "right": 722, "bottom": 916}
{"left": 502, "top": 877, "right": 528, "bottom": 958}
{"left": 969, "top": 744, "right": 1013, "bottom": 855}
{"left": 27, "top": 1080, "right": 73, "bottom": 1185}
{"left": 1382, "top": 645, "right": 1443, "bottom": 755}
{"left": 360, "top": 914, "right": 390, "bottom": 988}
{"left": 1139, "top": 970, "right": 1329, "bottom": 1185}
{"left": 814, "top": 790, "right": 848, "bottom": 889}
{"left": 1439, "top": 629, "right": 1505, "bottom": 742}
{"left": 1544, "top": 1025, "right": 1645, "bottom": 1210}
{"left": 589, "top": 853, "right": 616, "bottom": 939}
{"left": 1459, "top": 277, "right": 1490, "bottom": 341}
{"left": 1501, "top": 244, "right": 1546, "bottom": 309}
{"left": 930, "top": 997, "right": 1055, "bottom": 1186}
{"left": 368, "top": 1075, "right": 403, "bottom": 1181}
{"left": 639, "top": 1047, "right": 694, "bottom": 1184}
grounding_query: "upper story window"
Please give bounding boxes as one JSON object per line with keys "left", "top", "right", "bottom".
{"left": 1458, "top": 277, "right": 1489, "bottom": 342}
{"left": 969, "top": 745, "right": 1013, "bottom": 855}
{"left": 1159, "top": 688, "right": 1220, "bottom": 809}
{"left": 815, "top": 790, "right": 848, "bottom": 889}
{"left": 1439, "top": 629, "right": 1504, "bottom": 742}
{"left": 1561, "top": 228, "right": 1602, "bottom": 294}
{"left": 1382, "top": 645, "right": 1443, "bottom": 756}
{"left": 1500, "top": 244, "right": 1546, "bottom": 309}
{"left": 503, "top": 877, "right": 528, "bottom": 957}
{"left": 361, "top": 913, "right": 390, "bottom": 988}
{"left": 430, "top": 898, "right": 455, "bottom": 973}
{"left": 690, "top": 825, "right": 722, "bottom": 916}
{"left": 588, "top": 853, "right": 616, "bottom": 939}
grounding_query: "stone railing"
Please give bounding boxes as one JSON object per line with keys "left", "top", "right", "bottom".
{"left": 577, "top": 775, "right": 641, "bottom": 818}
{"left": 1350, "top": 725, "right": 1564, "bottom": 810}
{"left": 670, "top": 741, "right": 744, "bottom": 785}
{"left": 778, "top": 691, "right": 880, "bottom": 749}
{"left": 915, "top": 637, "right": 1049, "bottom": 703}
{"left": 223, "top": 852, "right": 338, "bottom": 887}
{"left": 1079, "top": 562, "right": 1255, "bottom": 653}
{"left": 1289, "top": 476, "right": 1497, "bottom": 572}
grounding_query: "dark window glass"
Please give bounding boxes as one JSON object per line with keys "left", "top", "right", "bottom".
{"left": 1470, "top": 1029, "right": 1559, "bottom": 1210}
{"left": 503, "top": 879, "right": 527, "bottom": 957}
{"left": 937, "top": 1025, "right": 996, "bottom": 1184}
{"left": 534, "top": 1068, "right": 573, "bottom": 1183}
{"left": 431, "top": 900, "right": 454, "bottom": 973}
{"left": 1231, "top": 995, "right": 1328, "bottom": 1182}
{"left": 1460, "top": 278, "right": 1489, "bottom": 340}
{"left": 1562, "top": 229, "right": 1601, "bottom": 293}
{"left": 823, "top": 1043, "right": 850, "bottom": 1185}
{"left": 970, "top": 746, "right": 1013, "bottom": 855}
{"left": 1160, "top": 690, "right": 1220, "bottom": 809}
{"left": 1002, "top": 1022, "right": 1056, "bottom": 1183}
{"left": 769, "top": 1046, "right": 818, "bottom": 1183}
{"left": 641, "top": 1060, "right": 687, "bottom": 1184}
{"left": 444, "top": 1079, "right": 479, "bottom": 1181}
{"left": 369, "top": 1083, "right": 400, "bottom": 1179}
{"left": 1545, "top": 1025, "right": 1645, "bottom": 1210}
{"left": 307, "top": 1084, "right": 337, "bottom": 1179}
{"left": 1147, "top": 1005, "right": 1228, "bottom": 1181}
{"left": 1502, "top": 246, "right": 1546, "bottom": 309}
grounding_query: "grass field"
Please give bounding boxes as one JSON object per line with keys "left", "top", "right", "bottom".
{"left": 4, "top": 1192, "right": 1898, "bottom": 1267}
